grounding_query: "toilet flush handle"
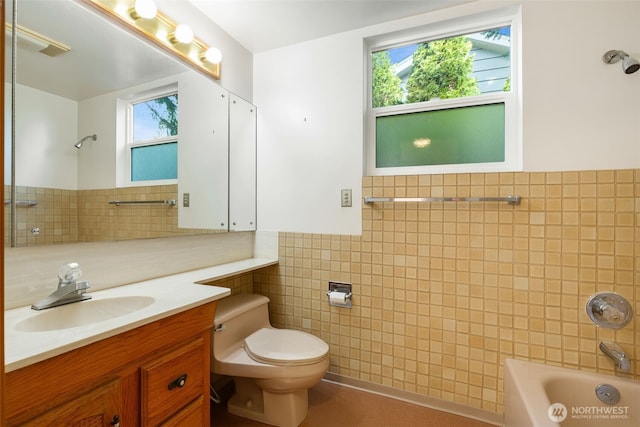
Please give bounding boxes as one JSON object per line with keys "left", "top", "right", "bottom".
{"left": 214, "top": 324, "right": 226, "bottom": 332}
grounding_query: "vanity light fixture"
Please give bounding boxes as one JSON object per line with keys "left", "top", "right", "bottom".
{"left": 83, "top": 0, "right": 221, "bottom": 80}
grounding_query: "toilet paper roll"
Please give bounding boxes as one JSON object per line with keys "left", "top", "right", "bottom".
{"left": 329, "top": 291, "right": 347, "bottom": 304}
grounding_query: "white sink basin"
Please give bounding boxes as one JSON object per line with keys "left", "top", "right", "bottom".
{"left": 14, "top": 296, "right": 155, "bottom": 332}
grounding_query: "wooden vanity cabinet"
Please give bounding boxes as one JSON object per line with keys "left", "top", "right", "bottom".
{"left": 21, "top": 379, "right": 122, "bottom": 426}
{"left": 5, "top": 302, "right": 217, "bottom": 426}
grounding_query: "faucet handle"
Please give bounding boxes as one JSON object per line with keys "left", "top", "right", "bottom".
{"left": 58, "top": 262, "right": 82, "bottom": 284}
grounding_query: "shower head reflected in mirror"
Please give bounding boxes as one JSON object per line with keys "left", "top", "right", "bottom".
{"left": 74, "top": 134, "right": 97, "bottom": 149}
{"left": 602, "top": 50, "right": 640, "bottom": 74}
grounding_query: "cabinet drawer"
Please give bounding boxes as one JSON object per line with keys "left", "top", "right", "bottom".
{"left": 141, "top": 338, "right": 205, "bottom": 426}
{"left": 162, "top": 396, "right": 205, "bottom": 426}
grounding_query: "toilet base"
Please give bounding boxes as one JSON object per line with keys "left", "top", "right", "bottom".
{"left": 228, "top": 377, "right": 309, "bottom": 427}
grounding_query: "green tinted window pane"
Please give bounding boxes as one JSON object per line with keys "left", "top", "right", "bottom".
{"left": 131, "top": 142, "right": 177, "bottom": 181}
{"left": 132, "top": 94, "right": 178, "bottom": 142}
{"left": 376, "top": 103, "right": 505, "bottom": 168}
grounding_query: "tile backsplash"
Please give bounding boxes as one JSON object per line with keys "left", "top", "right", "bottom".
{"left": 4, "top": 184, "right": 215, "bottom": 246}
{"left": 253, "top": 169, "right": 639, "bottom": 414}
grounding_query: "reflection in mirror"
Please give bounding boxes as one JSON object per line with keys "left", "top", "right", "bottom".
{"left": 83, "top": 0, "right": 221, "bottom": 80}
{"left": 4, "top": 0, "right": 229, "bottom": 247}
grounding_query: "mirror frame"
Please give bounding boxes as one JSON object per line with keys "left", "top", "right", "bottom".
{"left": 1, "top": 0, "right": 7, "bottom": 419}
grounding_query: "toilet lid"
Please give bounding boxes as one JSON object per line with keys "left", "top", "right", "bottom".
{"left": 244, "top": 328, "right": 329, "bottom": 366}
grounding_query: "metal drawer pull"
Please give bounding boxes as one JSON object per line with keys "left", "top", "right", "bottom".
{"left": 110, "top": 415, "right": 120, "bottom": 426}
{"left": 168, "top": 373, "right": 188, "bottom": 390}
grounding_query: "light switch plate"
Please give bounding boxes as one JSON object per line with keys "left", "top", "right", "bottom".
{"left": 341, "top": 189, "right": 352, "bottom": 207}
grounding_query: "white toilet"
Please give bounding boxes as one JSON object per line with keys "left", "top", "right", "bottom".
{"left": 212, "top": 293, "right": 329, "bottom": 427}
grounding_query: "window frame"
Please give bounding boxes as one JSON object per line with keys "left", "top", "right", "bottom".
{"left": 125, "top": 88, "right": 179, "bottom": 186}
{"left": 364, "top": 7, "right": 522, "bottom": 176}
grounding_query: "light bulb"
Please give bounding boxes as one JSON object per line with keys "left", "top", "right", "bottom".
{"left": 203, "top": 47, "right": 222, "bottom": 64}
{"left": 134, "top": 0, "right": 157, "bottom": 19}
{"left": 174, "top": 24, "right": 194, "bottom": 44}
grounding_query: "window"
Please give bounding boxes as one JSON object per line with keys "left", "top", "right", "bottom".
{"left": 366, "top": 8, "right": 521, "bottom": 175}
{"left": 127, "top": 92, "right": 178, "bottom": 182}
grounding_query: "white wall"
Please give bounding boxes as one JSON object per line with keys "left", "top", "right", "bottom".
{"left": 7, "top": 83, "right": 78, "bottom": 190}
{"left": 77, "top": 92, "right": 117, "bottom": 190}
{"left": 254, "top": 32, "right": 365, "bottom": 235}
{"left": 254, "top": 0, "right": 640, "bottom": 235}
{"left": 522, "top": 1, "right": 640, "bottom": 171}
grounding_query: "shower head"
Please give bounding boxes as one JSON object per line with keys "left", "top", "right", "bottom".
{"left": 622, "top": 55, "right": 640, "bottom": 74}
{"left": 602, "top": 50, "right": 640, "bottom": 74}
{"left": 74, "top": 134, "right": 97, "bottom": 149}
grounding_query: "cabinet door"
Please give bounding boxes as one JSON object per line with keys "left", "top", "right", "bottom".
{"left": 21, "top": 379, "right": 121, "bottom": 427}
{"left": 229, "top": 94, "right": 257, "bottom": 231}
{"left": 178, "top": 72, "right": 229, "bottom": 230}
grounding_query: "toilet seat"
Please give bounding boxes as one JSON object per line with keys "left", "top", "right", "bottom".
{"left": 244, "top": 328, "right": 329, "bottom": 366}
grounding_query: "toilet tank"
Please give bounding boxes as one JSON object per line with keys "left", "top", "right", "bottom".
{"left": 212, "top": 293, "right": 272, "bottom": 358}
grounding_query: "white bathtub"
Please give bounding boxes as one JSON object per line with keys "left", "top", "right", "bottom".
{"left": 504, "top": 358, "right": 639, "bottom": 427}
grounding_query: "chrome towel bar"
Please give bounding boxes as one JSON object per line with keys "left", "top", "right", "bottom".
{"left": 108, "top": 200, "right": 176, "bottom": 206}
{"left": 363, "top": 195, "right": 521, "bottom": 205}
{"left": 4, "top": 199, "right": 38, "bottom": 207}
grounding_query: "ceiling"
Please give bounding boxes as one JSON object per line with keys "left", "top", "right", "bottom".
{"left": 8, "top": 0, "right": 187, "bottom": 101}
{"left": 187, "top": 0, "right": 472, "bottom": 53}
{"left": 7, "top": 0, "right": 471, "bottom": 101}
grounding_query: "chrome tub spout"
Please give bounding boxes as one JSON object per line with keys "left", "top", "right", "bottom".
{"left": 599, "top": 341, "right": 631, "bottom": 372}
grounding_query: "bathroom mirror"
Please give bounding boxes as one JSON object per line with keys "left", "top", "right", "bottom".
{"left": 4, "top": 0, "right": 252, "bottom": 246}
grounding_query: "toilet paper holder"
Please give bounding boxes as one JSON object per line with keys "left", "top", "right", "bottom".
{"left": 327, "top": 281, "right": 352, "bottom": 308}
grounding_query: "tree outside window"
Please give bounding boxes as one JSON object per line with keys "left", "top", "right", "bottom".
{"left": 130, "top": 93, "right": 179, "bottom": 182}
{"left": 372, "top": 27, "right": 510, "bottom": 108}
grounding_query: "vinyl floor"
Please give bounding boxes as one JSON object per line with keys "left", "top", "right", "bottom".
{"left": 211, "top": 380, "right": 496, "bottom": 427}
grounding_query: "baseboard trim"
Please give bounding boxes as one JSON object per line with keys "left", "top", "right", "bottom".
{"left": 323, "top": 373, "right": 503, "bottom": 426}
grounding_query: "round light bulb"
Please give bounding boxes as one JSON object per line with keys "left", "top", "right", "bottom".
{"left": 134, "top": 0, "right": 157, "bottom": 19}
{"left": 204, "top": 47, "right": 222, "bottom": 64}
{"left": 174, "top": 24, "right": 194, "bottom": 44}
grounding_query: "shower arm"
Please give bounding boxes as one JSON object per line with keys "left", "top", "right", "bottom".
{"left": 74, "top": 134, "right": 97, "bottom": 149}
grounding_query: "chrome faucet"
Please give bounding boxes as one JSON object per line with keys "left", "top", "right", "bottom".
{"left": 31, "top": 262, "right": 92, "bottom": 310}
{"left": 599, "top": 341, "right": 631, "bottom": 372}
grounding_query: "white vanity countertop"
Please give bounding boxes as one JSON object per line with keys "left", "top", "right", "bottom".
{"left": 5, "top": 257, "right": 278, "bottom": 372}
